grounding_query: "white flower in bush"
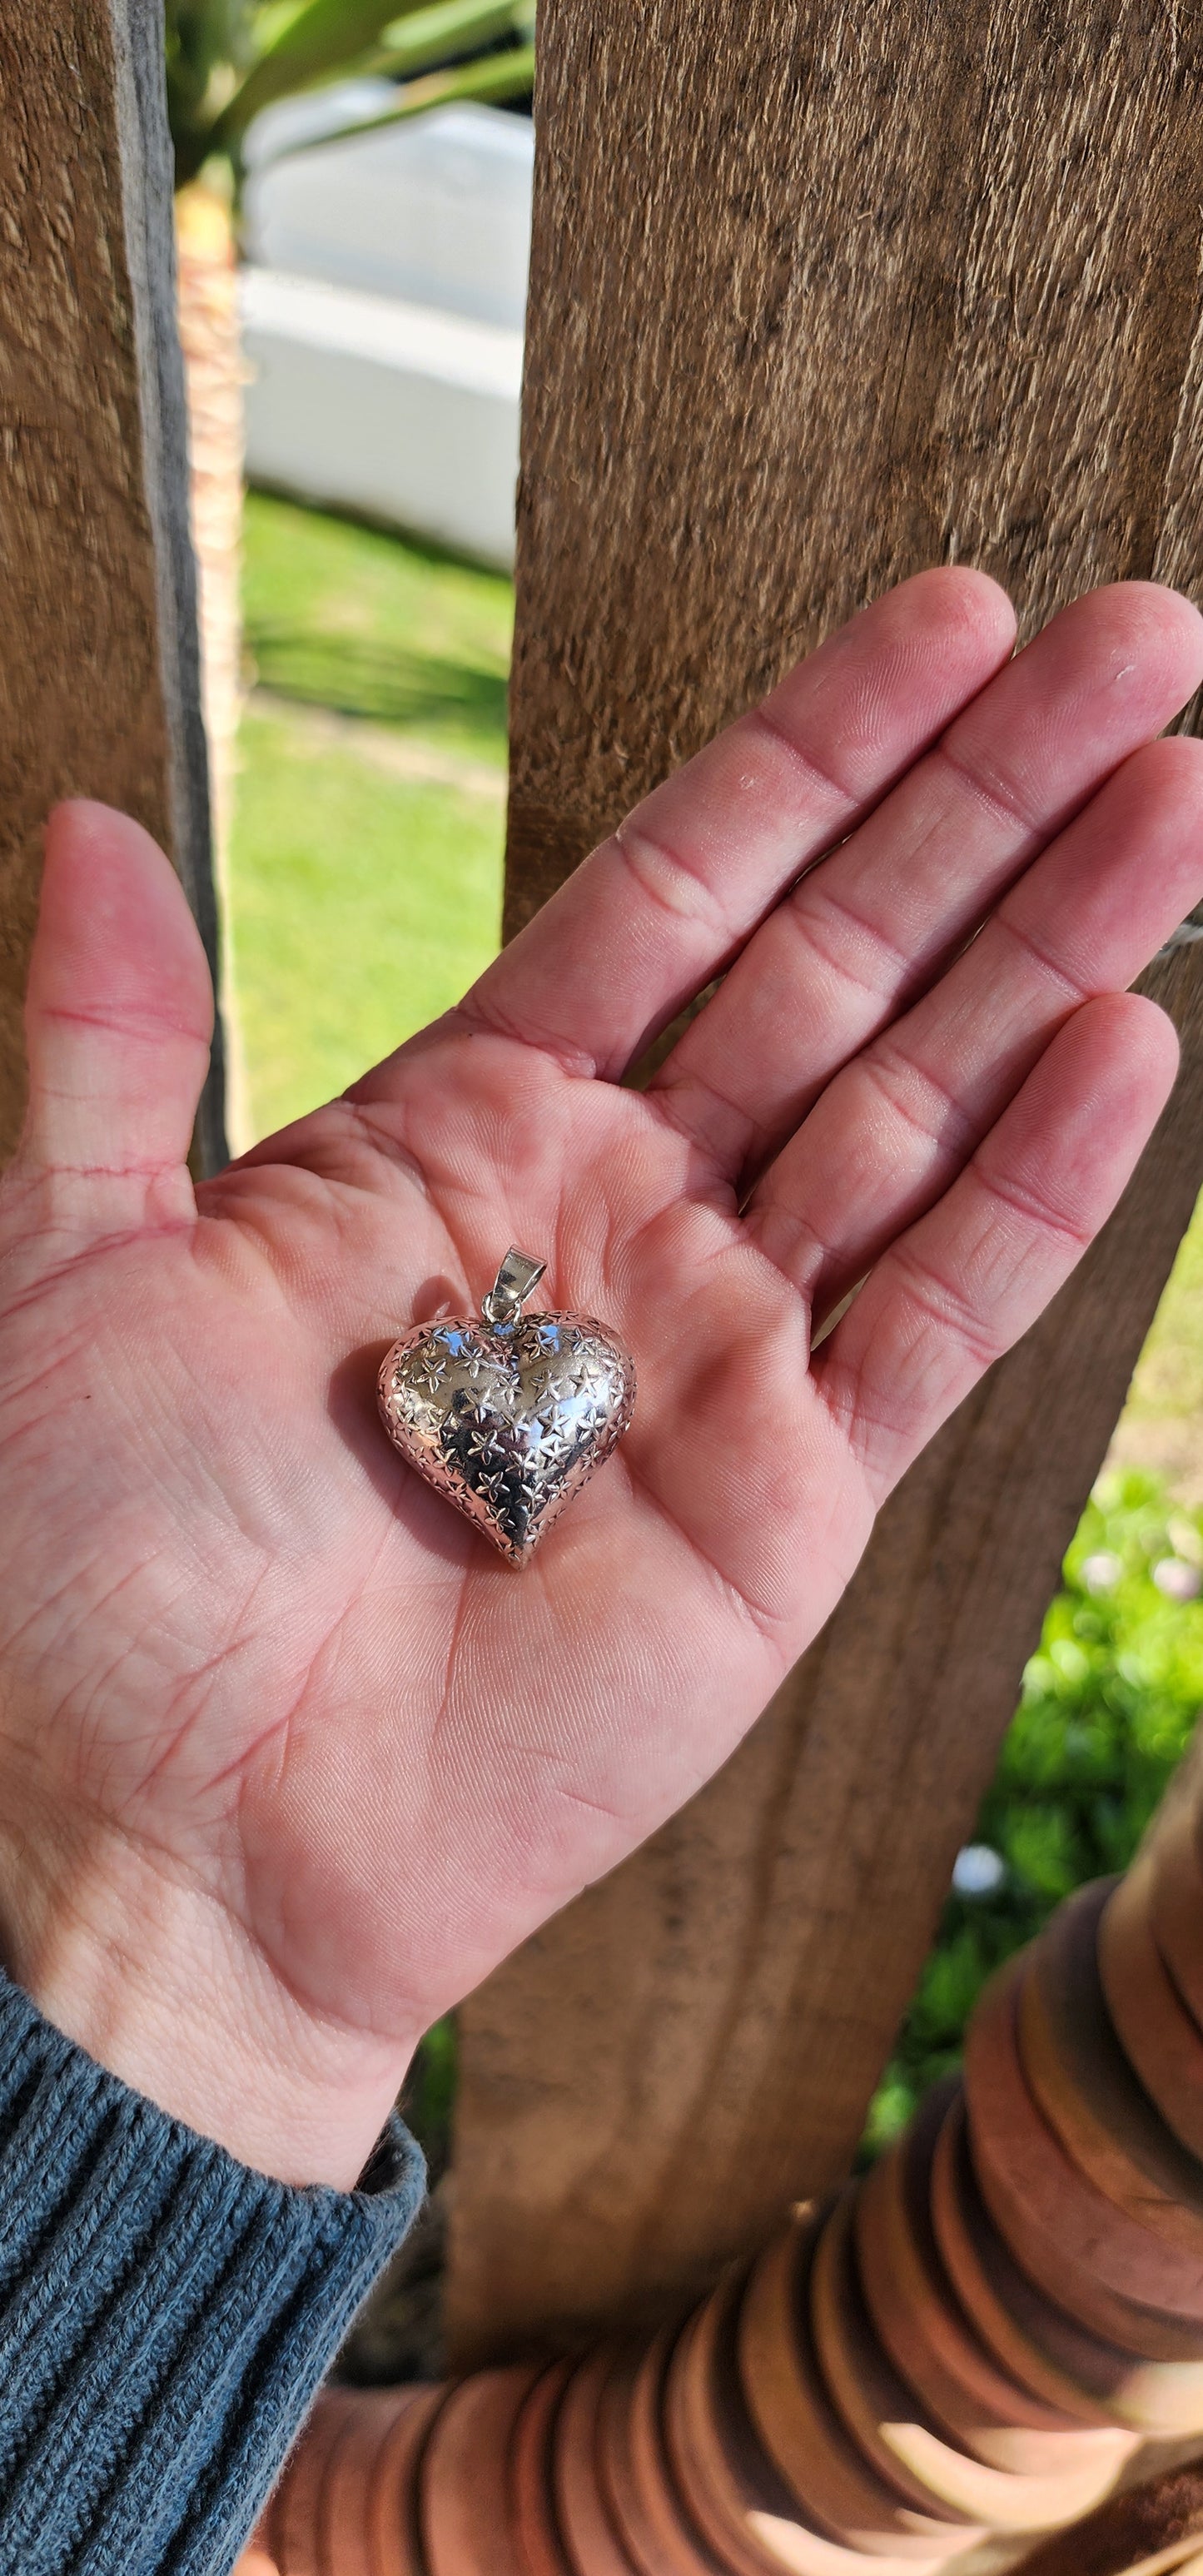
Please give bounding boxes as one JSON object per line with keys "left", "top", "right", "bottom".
{"left": 1152, "top": 1556, "right": 1203, "bottom": 1601}
{"left": 952, "top": 1843, "right": 1007, "bottom": 1897}
{"left": 1080, "top": 1550, "right": 1123, "bottom": 1594}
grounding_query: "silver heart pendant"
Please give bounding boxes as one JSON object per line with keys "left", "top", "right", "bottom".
{"left": 377, "top": 1251, "right": 636, "bottom": 1564}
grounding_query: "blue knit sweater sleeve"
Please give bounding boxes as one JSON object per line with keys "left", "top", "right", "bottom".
{"left": 0, "top": 1974, "right": 425, "bottom": 2576}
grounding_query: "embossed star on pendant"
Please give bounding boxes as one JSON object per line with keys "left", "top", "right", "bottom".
{"left": 544, "top": 1368, "right": 582, "bottom": 1402}
{"left": 540, "top": 1440, "right": 574, "bottom": 1478}
{"left": 407, "top": 1344, "right": 450, "bottom": 1397}
{"left": 457, "top": 1412, "right": 499, "bottom": 1460}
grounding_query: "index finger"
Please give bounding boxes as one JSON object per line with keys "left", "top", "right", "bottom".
{"left": 456, "top": 569, "right": 1017, "bottom": 1082}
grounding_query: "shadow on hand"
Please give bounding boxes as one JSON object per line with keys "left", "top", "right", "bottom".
{"left": 326, "top": 1274, "right": 475, "bottom": 1566}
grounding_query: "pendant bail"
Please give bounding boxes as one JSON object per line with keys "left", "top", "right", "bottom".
{"left": 482, "top": 1247, "right": 546, "bottom": 1327}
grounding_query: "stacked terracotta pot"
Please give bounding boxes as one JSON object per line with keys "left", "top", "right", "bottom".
{"left": 242, "top": 1803, "right": 1203, "bottom": 2574}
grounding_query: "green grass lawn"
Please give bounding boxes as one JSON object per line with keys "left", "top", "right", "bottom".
{"left": 226, "top": 493, "right": 510, "bottom": 1143}
{"left": 241, "top": 490, "right": 511, "bottom": 763}
{"left": 1110, "top": 1206, "right": 1203, "bottom": 1504}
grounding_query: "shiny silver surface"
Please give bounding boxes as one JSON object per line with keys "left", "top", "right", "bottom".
{"left": 377, "top": 1252, "right": 635, "bottom": 1564}
{"left": 482, "top": 1247, "right": 545, "bottom": 1324}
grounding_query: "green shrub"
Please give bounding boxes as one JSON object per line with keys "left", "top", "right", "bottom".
{"left": 862, "top": 1466, "right": 1203, "bottom": 2156}
{"left": 400, "top": 2013, "right": 458, "bottom": 2179}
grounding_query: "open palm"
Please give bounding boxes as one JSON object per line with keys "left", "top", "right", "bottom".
{"left": 2, "top": 569, "right": 1203, "bottom": 2187}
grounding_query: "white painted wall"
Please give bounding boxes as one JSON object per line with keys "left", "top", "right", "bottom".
{"left": 241, "top": 98, "right": 532, "bottom": 567}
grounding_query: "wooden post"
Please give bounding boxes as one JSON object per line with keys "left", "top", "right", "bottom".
{"left": 446, "top": 0, "right": 1203, "bottom": 2364}
{"left": 0, "top": 2, "right": 225, "bottom": 1174}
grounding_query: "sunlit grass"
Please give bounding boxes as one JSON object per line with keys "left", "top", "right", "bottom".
{"left": 227, "top": 699, "right": 504, "bottom": 1141}
{"left": 1110, "top": 1197, "right": 1203, "bottom": 1504}
{"left": 226, "top": 493, "right": 510, "bottom": 1142}
{"left": 241, "top": 489, "right": 512, "bottom": 765}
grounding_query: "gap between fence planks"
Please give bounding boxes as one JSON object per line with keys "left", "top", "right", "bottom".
{"left": 0, "top": 1, "right": 225, "bottom": 1176}
{"left": 447, "top": 0, "right": 1203, "bottom": 2364}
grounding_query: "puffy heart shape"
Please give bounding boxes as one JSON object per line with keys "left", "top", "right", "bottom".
{"left": 377, "top": 1305, "right": 636, "bottom": 1564}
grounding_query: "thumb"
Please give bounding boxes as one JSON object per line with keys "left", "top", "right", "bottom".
{"left": 18, "top": 801, "right": 214, "bottom": 1215}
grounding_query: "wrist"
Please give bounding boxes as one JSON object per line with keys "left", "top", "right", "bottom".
{"left": 0, "top": 1811, "right": 415, "bottom": 2189}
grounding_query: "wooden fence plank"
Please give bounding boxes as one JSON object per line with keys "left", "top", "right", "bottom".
{"left": 0, "top": 1, "right": 225, "bottom": 1174}
{"left": 447, "top": 0, "right": 1203, "bottom": 2363}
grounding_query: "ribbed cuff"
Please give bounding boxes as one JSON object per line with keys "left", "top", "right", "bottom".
{"left": 0, "top": 1975, "right": 425, "bottom": 2576}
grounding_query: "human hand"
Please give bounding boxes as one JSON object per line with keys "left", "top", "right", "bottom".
{"left": 2, "top": 570, "right": 1201, "bottom": 2188}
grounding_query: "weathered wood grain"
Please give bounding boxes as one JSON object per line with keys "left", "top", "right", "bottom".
{"left": 448, "top": 0, "right": 1203, "bottom": 2362}
{"left": 1010, "top": 2454, "right": 1203, "bottom": 2575}
{"left": 0, "top": 2, "right": 225, "bottom": 1174}
{"left": 503, "top": 0, "right": 1203, "bottom": 937}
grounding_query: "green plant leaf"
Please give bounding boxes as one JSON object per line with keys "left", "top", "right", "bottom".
{"left": 165, "top": 0, "right": 256, "bottom": 181}
{"left": 373, "top": 0, "right": 529, "bottom": 80}
{"left": 216, "top": 0, "right": 440, "bottom": 138}
{"left": 391, "top": 43, "right": 535, "bottom": 108}
{"left": 350, "top": 42, "right": 538, "bottom": 121}
{"left": 167, "top": 0, "right": 534, "bottom": 179}
{"left": 280, "top": 40, "right": 535, "bottom": 147}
